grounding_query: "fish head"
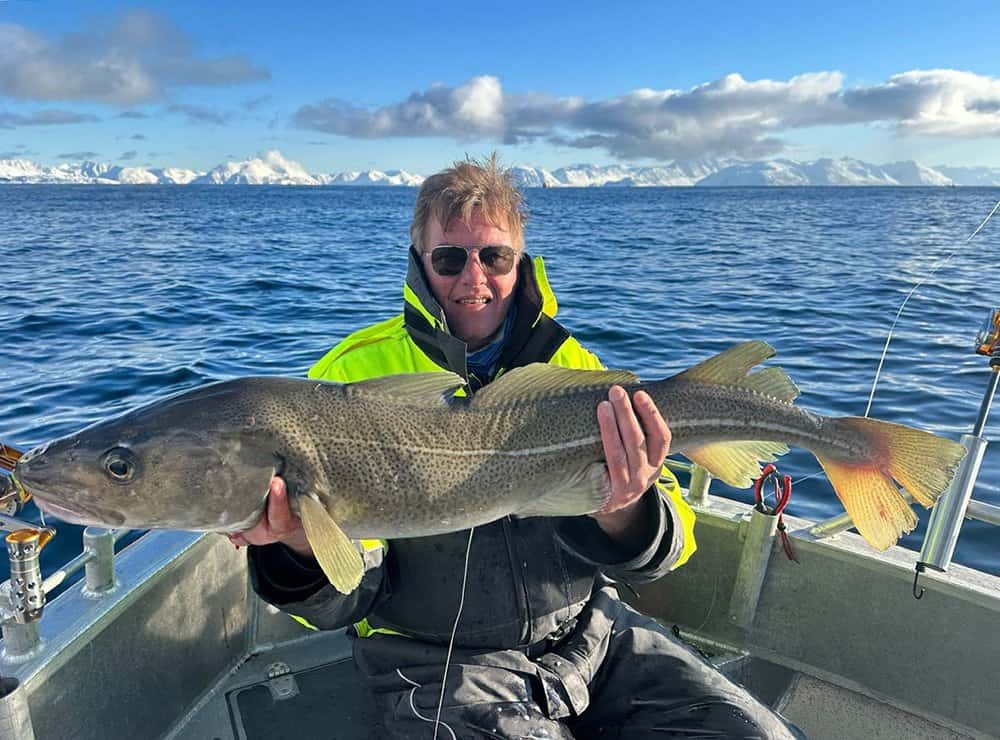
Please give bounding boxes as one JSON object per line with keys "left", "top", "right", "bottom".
{"left": 13, "top": 381, "right": 278, "bottom": 532}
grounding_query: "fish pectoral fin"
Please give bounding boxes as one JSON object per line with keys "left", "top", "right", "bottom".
{"left": 685, "top": 441, "right": 789, "bottom": 488}
{"left": 472, "top": 364, "right": 639, "bottom": 406}
{"left": 345, "top": 372, "right": 467, "bottom": 405}
{"left": 298, "top": 496, "right": 364, "bottom": 594}
{"left": 515, "top": 462, "right": 611, "bottom": 518}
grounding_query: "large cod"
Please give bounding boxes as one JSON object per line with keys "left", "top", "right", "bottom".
{"left": 11, "top": 341, "right": 966, "bottom": 593}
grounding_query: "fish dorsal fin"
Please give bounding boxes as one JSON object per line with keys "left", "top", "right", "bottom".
{"left": 671, "top": 341, "right": 798, "bottom": 403}
{"left": 685, "top": 440, "right": 790, "bottom": 488}
{"left": 742, "top": 367, "right": 800, "bottom": 403}
{"left": 345, "top": 372, "right": 466, "bottom": 405}
{"left": 672, "top": 341, "right": 775, "bottom": 386}
{"left": 472, "top": 363, "right": 639, "bottom": 407}
{"left": 298, "top": 496, "right": 364, "bottom": 594}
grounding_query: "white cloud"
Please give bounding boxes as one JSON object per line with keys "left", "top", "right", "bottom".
{"left": 0, "top": 109, "right": 99, "bottom": 128}
{"left": 843, "top": 69, "right": 1000, "bottom": 137}
{"left": 166, "top": 103, "right": 233, "bottom": 125}
{"left": 294, "top": 70, "right": 1000, "bottom": 160}
{"left": 0, "top": 10, "right": 269, "bottom": 105}
{"left": 57, "top": 151, "right": 100, "bottom": 160}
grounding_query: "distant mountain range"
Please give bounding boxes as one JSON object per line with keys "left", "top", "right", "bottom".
{"left": 2, "top": 150, "right": 999, "bottom": 187}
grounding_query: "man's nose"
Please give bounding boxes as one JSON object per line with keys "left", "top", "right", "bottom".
{"left": 459, "top": 250, "right": 488, "bottom": 282}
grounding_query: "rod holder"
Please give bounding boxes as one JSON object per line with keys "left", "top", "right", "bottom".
{"left": 5, "top": 531, "right": 49, "bottom": 625}
{"left": 0, "top": 677, "right": 36, "bottom": 739}
{"left": 728, "top": 508, "right": 779, "bottom": 631}
{"left": 83, "top": 528, "right": 115, "bottom": 595}
{"left": 919, "top": 434, "right": 989, "bottom": 573}
{"left": 687, "top": 465, "right": 712, "bottom": 507}
{"left": 918, "top": 362, "right": 998, "bottom": 575}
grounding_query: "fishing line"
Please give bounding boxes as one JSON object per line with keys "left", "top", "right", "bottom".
{"left": 395, "top": 669, "right": 457, "bottom": 740}
{"left": 791, "top": 200, "right": 1000, "bottom": 488}
{"left": 864, "top": 199, "right": 1000, "bottom": 418}
{"left": 431, "top": 525, "right": 475, "bottom": 740}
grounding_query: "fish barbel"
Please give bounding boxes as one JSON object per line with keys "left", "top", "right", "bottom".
{"left": 12, "top": 341, "right": 966, "bottom": 593}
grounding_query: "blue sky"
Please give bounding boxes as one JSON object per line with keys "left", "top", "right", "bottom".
{"left": 2, "top": 1, "right": 1000, "bottom": 173}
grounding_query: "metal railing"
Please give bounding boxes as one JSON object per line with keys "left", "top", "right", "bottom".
{"left": 1, "top": 526, "right": 124, "bottom": 660}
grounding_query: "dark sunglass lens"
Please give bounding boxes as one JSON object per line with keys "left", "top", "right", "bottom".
{"left": 431, "top": 246, "right": 468, "bottom": 276}
{"left": 480, "top": 246, "right": 516, "bottom": 275}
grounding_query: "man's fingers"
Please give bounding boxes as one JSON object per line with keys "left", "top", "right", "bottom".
{"left": 608, "top": 386, "right": 648, "bottom": 474}
{"left": 634, "top": 390, "right": 671, "bottom": 463}
{"left": 266, "top": 476, "right": 298, "bottom": 534}
{"left": 598, "top": 398, "right": 629, "bottom": 495}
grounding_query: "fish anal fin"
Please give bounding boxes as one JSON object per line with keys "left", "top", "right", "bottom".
{"left": 299, "top": 496, "right": 364, "bottom": 594}
{"left": 817, "top": 457, "right": 917, "bottom": 551}
{"left": 685, "top": 441, "right": 789, "bottom": 489}
{"left": 516, "top": 462, "right": 610, "bottom": 517}
{"left": 473, "top": 364, "right": 639, "bottom": 407}
{"left": 671, "top": 341, "right": 775, "bottom": 386}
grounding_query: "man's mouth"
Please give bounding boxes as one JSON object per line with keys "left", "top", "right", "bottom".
{"left": 457, "top": 297, "right": 491, "bottom": 305}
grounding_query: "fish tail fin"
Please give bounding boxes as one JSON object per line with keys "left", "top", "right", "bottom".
{"left": 815, "top": 417, "right": 966, "bottom": 550}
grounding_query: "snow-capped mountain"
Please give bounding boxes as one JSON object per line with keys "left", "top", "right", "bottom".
{"left": 151, "top": 167, "right": 201, "bottom": 185}
{"left": 0, "top": 158, "right": 200, "bottom": 184}
{"left": 194, "top": 150, "right": 319, "bottom": 185}
{"left": 510, "top": 161, "right": 728, "bottom": 188}
{"left": 696, "top": 157, "right": 959, "bottom": 187}
{"left": 3, "top": 152, "right": 999, "bottom": 187}
{"left": 322, "top": 169, "right": 424, "bottom": 186}
{"left": 934, "top": 166, "right": 1000, "bottom": 186}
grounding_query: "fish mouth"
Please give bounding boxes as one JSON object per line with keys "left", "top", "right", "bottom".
{"left": 33, "top": 497, "right": 127, "bottom": 529}
{"left": 19, "top": 480, "right": 127, "bottom": 529}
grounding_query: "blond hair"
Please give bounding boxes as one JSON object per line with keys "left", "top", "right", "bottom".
{"left": 410, "top": 153, "right": 526, "bottom": 250}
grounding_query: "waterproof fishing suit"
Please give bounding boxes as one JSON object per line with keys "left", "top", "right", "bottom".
{"left": 249, "top": 250, "right": 804, "bottom": 739}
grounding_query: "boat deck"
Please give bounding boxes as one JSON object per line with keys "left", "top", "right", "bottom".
{"left": 173, "top": 629, "right": 375, "bottom": 740}
{"left": 171, "top": 604, "right": 814, "bottom": 740}
{"left": 3, "top": 495, "right": 997, "bottom": 739}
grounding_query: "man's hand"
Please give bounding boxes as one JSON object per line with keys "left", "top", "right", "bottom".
{"left": 591, "top": 386, "right": 671, "bottom": 542}
{"left": 227, "top": 476, "right": 314, "bottom": 558}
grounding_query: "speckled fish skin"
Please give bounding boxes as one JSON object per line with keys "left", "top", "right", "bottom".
{"left": 12, "top": 374, "right": 605, "bottom": 535}
{"left": 13, "top": 374, "right": 617, "bottom": 535}
{"left": 11, "top": 343, "right": 966, "bottom": 550}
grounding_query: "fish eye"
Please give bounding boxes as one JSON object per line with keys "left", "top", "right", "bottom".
{"left": 102, "top": 447, "right": 136, "bottom": 483}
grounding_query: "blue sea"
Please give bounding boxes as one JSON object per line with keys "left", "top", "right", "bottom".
{"left": 1, "top": 185, "right": 998, "bottom": 583}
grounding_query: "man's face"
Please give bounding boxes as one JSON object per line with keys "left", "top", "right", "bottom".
{"left": 421, "top": 212, "right": 520, "bottom": 351}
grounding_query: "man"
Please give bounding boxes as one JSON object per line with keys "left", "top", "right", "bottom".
{"left": 236, "top": 156, "right": 803, "bottom": 738}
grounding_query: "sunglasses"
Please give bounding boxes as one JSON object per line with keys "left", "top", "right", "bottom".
{"left": 422, "top": 244, "right": 519, "bottom": 277}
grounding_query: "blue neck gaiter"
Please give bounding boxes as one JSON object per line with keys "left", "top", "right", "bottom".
{"left": 466, "top": 305, "right": 517, "bottom": 384}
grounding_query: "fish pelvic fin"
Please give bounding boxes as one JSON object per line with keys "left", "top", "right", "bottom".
{"left": 817, "top": 417, "right": 967, "bottom": 550}
{"left": 299, "top": 496, "right": 364, "bottom": 594}
{"left": 515, "top": 462, "right": 611, "bottom": 517}
{"left": 670, "top": 341, "right": 799, "bottom": 403}
{"left": 685, "top": 441, "right": 790, "bottom": 489}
